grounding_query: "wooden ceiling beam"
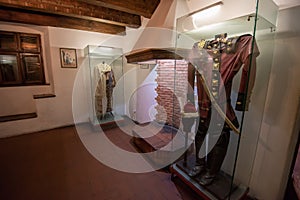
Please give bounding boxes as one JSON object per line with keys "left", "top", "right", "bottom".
{"left": 125, "top": 49, "right": 182, "bottom": 63}
{"left": 78, "top": 0, "right": 161, "bottom": 19}
{"left": 0, "top": 0, "right": 141, "bottom": 28}
{"left": 0, "top": 7, "right": 126, "bottom": 35}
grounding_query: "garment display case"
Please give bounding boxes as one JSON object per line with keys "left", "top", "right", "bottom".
{"left": 84, "top": 45, "right": 125, "bottom": 128}
{"left": 170, "top": 0, "right": 278, "bottom": 199}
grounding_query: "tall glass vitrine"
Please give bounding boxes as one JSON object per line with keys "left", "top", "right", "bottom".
{"left": 84, "top": 45, "right": 125, "bottom": 127}
{"left": 170, "top": 0, "right": 278, "bottom": 199}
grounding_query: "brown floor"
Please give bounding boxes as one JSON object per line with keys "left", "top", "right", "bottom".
{"left": 0, "top": 123, "right": 202, "bottom": 200}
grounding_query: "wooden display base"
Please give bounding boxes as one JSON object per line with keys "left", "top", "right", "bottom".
{"left": 170, "top": 156, "right": 249, "bottom": 200}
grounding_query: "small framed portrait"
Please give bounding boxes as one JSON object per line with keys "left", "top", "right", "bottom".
{"left": 60, "top": 48, "right": 77, "bottom": 68}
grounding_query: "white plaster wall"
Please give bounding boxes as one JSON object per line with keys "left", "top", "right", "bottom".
{"left": 0, "top": 23, "right": 55, "bottom": 116}
{"left": 249, "top": 6, "right": 300, "bottom": 199}
{"left": 122, "top": 63, "right": 156, "bottom": 121}
{"left": 0, "top": 0, "right": 175, "bottom": 138}
{"left": 135, "top": 65, "right": 158, "bottom": 124}
{"left": 0, "top": 24, "right": 141, "bottom": 138}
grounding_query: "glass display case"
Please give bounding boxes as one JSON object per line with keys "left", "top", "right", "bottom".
{"left": 84, "top": 45, "right": 125, "bottom": 127}
{"left": 170, "top": 0, "right": 278, "bottom": 199}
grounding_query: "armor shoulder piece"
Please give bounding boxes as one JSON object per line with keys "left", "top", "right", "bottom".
{"left": 225, "top": 36, "right": 239, "bottom": 54}
{"left": 226, "top": 34, "right": 252, "bottom": 53}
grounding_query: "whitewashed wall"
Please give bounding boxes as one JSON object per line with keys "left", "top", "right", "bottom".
{"left": 0, "top": 23, "right": 142, "bottom": 138}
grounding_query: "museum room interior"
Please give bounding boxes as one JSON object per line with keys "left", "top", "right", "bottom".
{"left": 0, "top": 0, "right": 300, "bottom": 199}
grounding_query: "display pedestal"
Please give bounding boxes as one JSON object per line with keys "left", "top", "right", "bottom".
{"left": 170, "top": 156, "right": 249, "bottom": 200}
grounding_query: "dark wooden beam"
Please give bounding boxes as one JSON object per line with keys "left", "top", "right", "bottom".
{"left": 0, "top": 112, "right": 37, "bottom": 122}
{"left": 77, "top": 0, "right": 161, "bottom": 18}
{"left": 125, "top": 49, "right": 183, "bottom": 63}
{"left": 0, "top": 6, "right": 126, "bottom": 35}
{"left": 0, "top": 0, "right": 141, "bottom": 28}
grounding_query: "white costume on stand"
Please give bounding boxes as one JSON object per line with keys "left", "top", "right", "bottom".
{"left": 94, "top": 62, "right": 115, "bottom": 119}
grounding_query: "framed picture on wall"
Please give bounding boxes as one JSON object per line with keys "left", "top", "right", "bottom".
{"left": 60, "top": 48, "right": 77, "bottom": 68}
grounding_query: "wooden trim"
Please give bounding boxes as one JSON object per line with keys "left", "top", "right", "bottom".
{"left": 33, "top": 94, "right": 56, "bottom": 99}
{"left": 0, "top": 6, "right": 126, "bottom": 35}
{"left": 0, "top": 112, "right": 37, "bottom": 123}
{"left": 78, "top": 0, "right": 161, "bottom": 19}
{"left": 0, "top": 83, "right": 50, "bottom": 87}
{"left": 0, "top": 0, "right": 141, "bottom": 28}
{"left": 0, "top": 31, "right": 46, "bottom": 86}
{"left": 125, "top": 49, "right": 184, "bottom": 63}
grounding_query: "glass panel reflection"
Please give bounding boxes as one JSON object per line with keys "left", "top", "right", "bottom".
{"left": 0, "top": 54, "right": 20, "bottom": 83}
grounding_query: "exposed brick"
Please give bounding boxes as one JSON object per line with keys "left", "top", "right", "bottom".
{"left": 155, "top": 61, "right": 188, "bottom": 128}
